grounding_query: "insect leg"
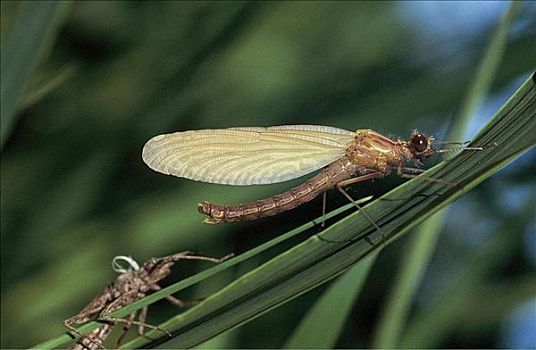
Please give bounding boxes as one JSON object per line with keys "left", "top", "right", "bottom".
{"left": 165, "top": 295, "right": 201, "bottom": 307}
{"left": 99, "top": 292, "right": 172, "bottom": 338}
{"left": 137, "top": 306, "right": 148, "bottom": 336}
{"left": 396, "top": 161, "right": 456, "bottom": 186}
{"left": 379, "top": 192, "right": 440, "bottom": 202}
{"left": 321, "top": 191, "right": 327, "bottom": 228}
{"left": 64, "top": 317, "right": 106, "bottom": 350}
{"left": 150, "top": 283, "right": 201, "bottom": 308}
{"left": 158, "top": 252, "right": 234, "bottom": 265}
{"left": 70, "top": 324, "right": 113, "bottom": 350}
{"left": 329, "top": 172, "right": 386, "bottom": 246}
{"left": 115, "top": 312, "right": 136, "bottom": 347}
{"left": 374, "top": 164, "right": 442, "bottom": 203}
{"left": 133, "top": 284, "right": 201, "bottom": 336}
{"left": 337, "top": 191, "right": 381, "bottom": 246}
{"left": 398, "top": 167, "right": 452, "bottom": 185}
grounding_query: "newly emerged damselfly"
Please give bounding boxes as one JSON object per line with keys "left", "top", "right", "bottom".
{"left": 142, "top": 125, "right": 482, "bottom": 225}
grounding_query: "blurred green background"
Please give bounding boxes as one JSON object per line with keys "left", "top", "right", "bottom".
{"left": 1, "top": 1, "right": 535, "bottom": 348}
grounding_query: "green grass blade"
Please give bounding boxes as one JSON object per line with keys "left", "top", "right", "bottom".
{"left": 284, "top": 255, "right": 376, "bottom": 349}
{"left": 22, "top": 64, "right": 77, "bottom": 108}
{"left": 399, "top": 209, "right": 530, "bottom": 348}
{"left": 0, "top": 1, "right": 66, "bottom": 148}
{"left": 372, "top": 212, "right": 444, "bottom": 348}
{"left": 449, "top": 2, "right": 522, "bottom": 138}
{"left": 371, "top": 3, "right": 521, "bottom": 348}
{"left": 121, "top": 74, "right": 536, "bottom": 349}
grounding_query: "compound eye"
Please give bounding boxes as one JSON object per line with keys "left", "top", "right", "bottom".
{"left": 411, "top": 133, "right": 428, "bottom": 153}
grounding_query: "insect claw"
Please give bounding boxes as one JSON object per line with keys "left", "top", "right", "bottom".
{"left": 203, "top": 218, "right": 219, "bottom": 224}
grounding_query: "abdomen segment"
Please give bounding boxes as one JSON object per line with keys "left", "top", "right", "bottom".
{"left": 198, "top": 156, "right": 360, "bottom": 223}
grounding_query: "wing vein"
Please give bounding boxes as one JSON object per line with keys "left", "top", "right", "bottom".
{"left": 142, "top": 125, "right": 354, "bottom": 185}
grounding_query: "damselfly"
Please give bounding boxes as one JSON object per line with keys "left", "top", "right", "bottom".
{"left": 142, "top": 125, "right": 481, "bottom": 224}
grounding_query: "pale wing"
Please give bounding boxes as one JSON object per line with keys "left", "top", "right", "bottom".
{"left": 142, "top": 125, "right": 354, "bottom": 185}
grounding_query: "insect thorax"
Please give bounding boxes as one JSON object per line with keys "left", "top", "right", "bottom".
{"left": 346, "top": 130, "right": 405, "bottom": 171}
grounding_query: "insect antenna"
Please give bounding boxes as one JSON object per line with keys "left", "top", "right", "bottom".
{"left": 431, "top": 140, "right": 497, "bottom": 155}
{"left": 432, "top": 140, "right": 471, "bottom": 145}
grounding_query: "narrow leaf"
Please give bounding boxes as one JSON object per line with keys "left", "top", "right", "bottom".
{"left": 399, "top": 214, "right": 528, "bottom": 348}
{"left": 372, "top": 3, "right": 521, "bottom": 347}
{"left": 284, "top": 255, "right": 376, "bottom": 349}
{"left": 1, "top": 1, "right": 66, "bottom": 148}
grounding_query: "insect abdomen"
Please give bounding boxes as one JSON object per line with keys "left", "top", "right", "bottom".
{"left": 197, "top": 156, "right": 359, "bottom": 223}
{"left": 71, "top": 324, "right": 112, "bottom": 350}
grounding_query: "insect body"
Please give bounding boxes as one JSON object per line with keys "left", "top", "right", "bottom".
{"left": 64, "top": 252, "right": 232, "bottom": 349}
{"left": 71, "top": 324, "right": 112, "bottom": 350}
{"left": 142, "top": 125, "right": 462, "bottom": 224}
